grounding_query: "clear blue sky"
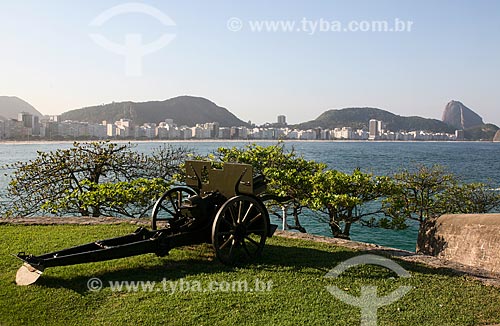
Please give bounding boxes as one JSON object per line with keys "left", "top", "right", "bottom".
{"left": 1, "top": 0, "right": 499, "bottom": 125}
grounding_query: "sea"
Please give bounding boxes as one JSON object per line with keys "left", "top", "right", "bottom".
{"left": 1, "top": 140, "right": 499, "bottom": 252}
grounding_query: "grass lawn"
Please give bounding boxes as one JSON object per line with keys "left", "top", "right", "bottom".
{"left": 1, "top": 224, "right": 499, "bottom": 325}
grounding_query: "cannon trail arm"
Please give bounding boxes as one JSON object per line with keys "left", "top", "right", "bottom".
{"left": 14, "top": 226, "right": 209, "bottom": 285}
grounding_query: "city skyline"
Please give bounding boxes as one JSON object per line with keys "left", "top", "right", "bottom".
{"left": 1, "top": 111, "right": 461, "bottom": 142}
{"left": 1, "top": 1, "right": 499, "bottom": 126}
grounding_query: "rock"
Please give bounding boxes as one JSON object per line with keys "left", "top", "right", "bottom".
{"left": 494, "top": 130, "right": 500, "bottom": 142}
{"left": 417, "top": 214, "right": 500, "bottom": 274}
{"left": 442, "top": 100, "right": 484, "bottom": 129}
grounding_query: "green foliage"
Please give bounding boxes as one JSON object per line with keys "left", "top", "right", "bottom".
{"left": 217, "top": 143, "right": 325, "bottom": 201}
{"left": 1, "top": 141, "right": 191, "bottom": 217}
{"left": 217, "top": 143, "right": 325, "bottom": 232}
{"left": 309, "top": 169, "right": 393, "bottom": 238}
{"left": 216, "top": 144, "right": 393, "bottom": 239}
{"left": 382, "top": 165, "right": 456, "bottom": 224}
{"left": 41, "top": 178, "right": 171, "bottom": 218}
{"left": 437, "top": 182, "right": 500, "bottom": 214}
{"left": 382, "top": 165, "right": 500, "bottom": 228}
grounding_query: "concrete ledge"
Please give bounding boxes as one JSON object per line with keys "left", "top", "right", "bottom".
{"left": 418, "top": 214, "right": 500, "bottom": 275}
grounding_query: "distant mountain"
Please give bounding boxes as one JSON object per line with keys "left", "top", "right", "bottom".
{"left": 464, "top": 124, "right": 499, "bottom": 141}
{"left": 441, "top": 101, "right": 499, "bottom": 140}
{"left": 297, "top": 107, "right": 455, "bottom": 133}
{"left": 0, "top": 96, "right": 43, "bottom": 120}
{"left": 442, "top": 100, "right": 484, "bottom": 129}
{"left": 61, "top": 96, "right": 248, "bottom": 127}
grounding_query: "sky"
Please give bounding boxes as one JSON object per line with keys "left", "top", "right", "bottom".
{"left": 0, "top": 0, "right": 499, "bottom": 125}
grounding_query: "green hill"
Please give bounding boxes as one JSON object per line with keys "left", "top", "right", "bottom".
{"left": 0, "top": 96, "right": 43, "bottom": 120}
{"left": 61, "top": 96, "right": 248, "bottom": 127}
{"left": 297, "top": 107, "right": 456, "bottom": 133}
{"left": 464, "top": 123, "right": 499, "bottom": 141}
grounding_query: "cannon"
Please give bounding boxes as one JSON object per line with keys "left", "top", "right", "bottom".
{"left": 14, "top": 161, "right": 279, "bottom": 285}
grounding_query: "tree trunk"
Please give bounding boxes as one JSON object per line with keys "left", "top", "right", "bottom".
{"left": 329, "top": 212, "right": 344, "bottom": 238}
{"left": 328, "top": 208, "right": 351, "bottom": 240}
{"left": 343, "top": 222, "right": 352, "bottom": 239}
{"left": 329, "top": 222, "right": 343, "bottom": 238}
{"left": 91, "top": 206, "right": 101, "bottom": 217}
{"left": 291, "top": 206, "right": 306, "bottom": 233}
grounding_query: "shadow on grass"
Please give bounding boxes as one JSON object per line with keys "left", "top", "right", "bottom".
{"left": 264, "top": 244, "right": 467, "bottom": 280}
{"left": 35, "top": 242, "right": 465, "bottom": 294}
{"left": 38, "top": 258, "right": 229, "bottom": 294}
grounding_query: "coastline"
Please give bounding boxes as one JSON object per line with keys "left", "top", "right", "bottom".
{"left": 0, "top": 139, "right": 497, "bottom": 145}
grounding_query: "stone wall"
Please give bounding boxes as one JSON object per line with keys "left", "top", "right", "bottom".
{"left": 417, "top": 214, "right": 500, "bottom": 274}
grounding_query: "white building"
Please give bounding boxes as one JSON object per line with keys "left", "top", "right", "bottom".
{"left": 287, "top": 130, "right": 299, "bottom": 139}
{"left": 180, "top": 127, "right": 192, "bottom": 139}
{"left": 299, "top": 130, "right": 316, "bottom": 140}
{"left": 340, "top": 127, "right": 352, "bottom": 139}
{"left": 107, "top": 124, "right": 117, "bottom": 137}
{"left": 88, "top": 123, "right": 107, "bottom": 139}
{"left": 320, "top": 129, "right": 331, "bottom": 140}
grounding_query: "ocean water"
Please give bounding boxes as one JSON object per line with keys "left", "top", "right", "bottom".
{"left": 1, "top": 140, "right": 499, "bottom": 251}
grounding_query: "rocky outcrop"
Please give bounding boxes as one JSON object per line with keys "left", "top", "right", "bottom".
{"left": 442, "top": 100, "right": 484, "bottom": 129}
{"left": 494, "top": 130, "right": 500, "bottom": 142}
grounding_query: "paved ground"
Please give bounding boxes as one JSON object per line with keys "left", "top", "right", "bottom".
{"left": 3, "top": 216, "right": 499, "bottom": 287}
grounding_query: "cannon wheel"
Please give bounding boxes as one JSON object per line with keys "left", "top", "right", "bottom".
{"left": 151, "top": 186, "right": 197, "bottom": 230}
{"left": 212, "top": 195, "right": 269, "bottom": 265}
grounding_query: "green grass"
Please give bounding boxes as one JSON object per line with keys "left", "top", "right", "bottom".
{"left": 1, "top": 224, "right": 499, "bottom": 325}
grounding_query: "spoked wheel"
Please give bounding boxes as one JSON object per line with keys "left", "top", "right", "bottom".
{"left": 151, "top": 186, "right": 196, "bottom": 230}
{"left": 212, "top": 195, "right": 269, "bottom": 265}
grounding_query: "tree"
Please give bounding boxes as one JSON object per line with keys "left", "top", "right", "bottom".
{"left": 437, "top": 182, "right": 500, "bottom": 214}
{"left": 308, "top": 169, "right": 391, "bottom": 239}
{"left": 42, "top": 178, "right": 171, "bottom": 218}
{"left": 382, "top": 164, "right": 500, "bottom": 228}
{"left": 216, "top": 144, "right": 395, "bottom": 238}
{"left": 217, "top": 143, "right": 325, "bottom": 232}
{"left": 1, "top": 141, "right": 192, "bottom": 217}
{"left": 381, "top": 165, "right": 456, "bottom": 226}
